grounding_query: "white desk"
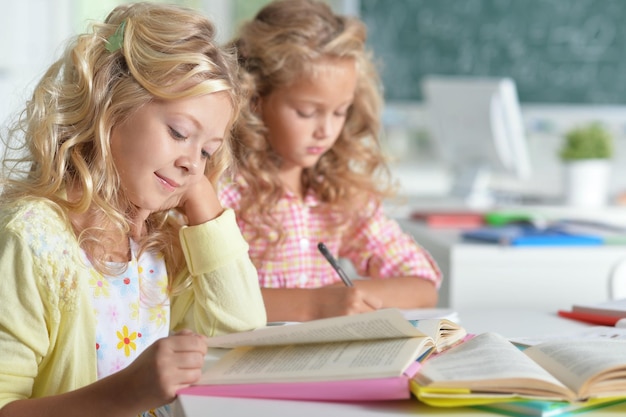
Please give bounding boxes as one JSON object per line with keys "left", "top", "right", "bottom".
{"left": 173, "top": 309, "right": 626, "bottom": 417}
{"left": 394, "top": 218, "right": 626, "bottom": 312}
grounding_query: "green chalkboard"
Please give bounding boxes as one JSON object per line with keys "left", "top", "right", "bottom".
{"left": 360, "top": 0, "right": 626, "bottom": 104}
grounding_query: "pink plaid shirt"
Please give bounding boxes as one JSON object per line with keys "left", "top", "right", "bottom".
{"left": 219, "top": 183, "right": 442, "bottom": 289}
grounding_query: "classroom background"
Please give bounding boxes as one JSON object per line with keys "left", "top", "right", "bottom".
{"left": 4, "top": 0, "right": 626, "bottom": 206}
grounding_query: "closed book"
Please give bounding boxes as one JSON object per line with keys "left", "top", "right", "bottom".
{"left": 571, "top": 298, "right": 626, "bottom": 318}
{"left": 411, "top": 211, "right": 484, "bottom": 228}
{"left": 554, "top": 219, "right": 626, "bottom": 245}
{"left": 461, "top": 225, "right": 603, "bottom": 246}
{"left": 557, "top": 309, "right": 624, "bottom": 326}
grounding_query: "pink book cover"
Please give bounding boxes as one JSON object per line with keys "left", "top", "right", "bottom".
{"left": 178, "top": 361, "right": 422, "bottom": 402}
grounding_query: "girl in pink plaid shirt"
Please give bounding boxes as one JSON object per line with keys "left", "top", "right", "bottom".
{"left": 220, "top": 0, "right": 442, "bottom": 322}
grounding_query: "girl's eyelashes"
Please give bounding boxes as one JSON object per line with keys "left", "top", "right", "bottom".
{"left": 295, "top": 106, "right": 351, "bottom": 118}
{"left": 296, "top": 109, "right": 315, "bottom": 118}
{"left": 169, "top": 126, "right": 187, "bottom": 140}
{"left": 169, "top": 126, "right": 212, "bottom": 159}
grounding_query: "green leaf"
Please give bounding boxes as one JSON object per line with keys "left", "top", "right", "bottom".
{"left": 105, "top": 20, "right": 126, "bottom": 53}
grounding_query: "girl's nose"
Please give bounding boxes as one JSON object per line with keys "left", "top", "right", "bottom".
{"left": 176, "top": 154, "right": 200, "bottom": 175}
{"left": 314, "top": 115, "right": 334, "bottom": 139}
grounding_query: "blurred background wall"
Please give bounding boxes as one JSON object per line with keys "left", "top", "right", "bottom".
{"left": 3, "top": 0, "right": 626, "bottom": 203}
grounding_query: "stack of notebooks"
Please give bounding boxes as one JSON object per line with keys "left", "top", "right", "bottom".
{"left": 411, "top": 209, "right": 626, "bottom": 246}
{"left": 461, "top": 219, "right": 626, "bottom": 246}
{"left": 461, "top": 223, "right": 602, "bottom": 246}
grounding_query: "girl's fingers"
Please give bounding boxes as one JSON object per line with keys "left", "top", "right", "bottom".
{"left": 169, "top": 331, "right": 209, "bottom": 353}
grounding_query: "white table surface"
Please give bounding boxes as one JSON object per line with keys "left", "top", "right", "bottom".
{"left": 173, "top": 309, "right": 626, "bottom": 417}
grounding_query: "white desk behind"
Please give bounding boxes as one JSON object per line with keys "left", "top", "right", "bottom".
{"left": 395, "top": 218, "right": 626, "bottom": 312}
{"left": 173, "top": 309, "right": 626, "bottom": 417}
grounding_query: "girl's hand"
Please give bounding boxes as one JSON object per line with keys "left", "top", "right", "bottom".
{"left": 315, "top": 283, "right": 383, "bottom": 317}
{"left": 262, "top": 286, "right": 384, "bottom": 322}
{"left": 119, "top": 329, "right": 208, "bottom": 412}
{"left": 310, "top": 286, "right": 383, "bottom": 319}
{"left": 158, "top": 175, "right": 223, "bottom": 226}
{"left": 176, "top": 175, "right": 224, "bottom": 225}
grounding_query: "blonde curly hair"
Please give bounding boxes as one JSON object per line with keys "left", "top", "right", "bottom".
{"left": 228, "top": 0, "right": 395, "bottom": 247}
{"left": 1, "top": 2, "right": 244, "bottom": 288}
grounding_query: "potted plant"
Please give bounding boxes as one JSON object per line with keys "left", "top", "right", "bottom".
{"left": 559, "top": 122, "right": 613, "bottom": 207}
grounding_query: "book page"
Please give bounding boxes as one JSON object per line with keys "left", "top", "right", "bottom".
{"left": 198, "top": 336, "right": 432, "bottom": 384}
{"left": 523, "top": 339, "right": 626, "bottom": 398}
{"left": 411, "top": 319, "right": 467, "bottom": 351}
{"left": 414, "top": 333, "right": 573, "bottom": 399}
{"left": 206, "top": 308, "right": 427, "bottom": 348}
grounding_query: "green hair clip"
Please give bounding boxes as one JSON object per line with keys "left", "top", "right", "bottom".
{"left": 105, "top": 20, "right": 126, "bottom": 53}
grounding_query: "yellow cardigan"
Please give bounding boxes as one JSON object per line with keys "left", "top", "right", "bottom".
{"left": 0, "top": 199, "right": 266, "bottom": 408}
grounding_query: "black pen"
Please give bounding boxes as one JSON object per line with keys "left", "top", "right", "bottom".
{"left": 317, "top": 242, "right": 354, "bottom": 287}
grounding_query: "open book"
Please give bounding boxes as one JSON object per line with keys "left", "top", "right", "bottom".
{"left": 179, "top": 308, "right": 466, "bottom": 401}
{"left": 411, "top": 332, "right": 626, "bottom": 406}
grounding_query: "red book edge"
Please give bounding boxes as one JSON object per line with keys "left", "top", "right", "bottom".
{"left": 411, "top": 212, "right": 485, "bottom": 228}
{"left": 557, "top": 309, "right": 623, "bottom": 326}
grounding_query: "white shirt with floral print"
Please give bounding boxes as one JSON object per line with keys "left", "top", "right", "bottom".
{"left": 89, "top": 241, "right": 171, "bottom": 417}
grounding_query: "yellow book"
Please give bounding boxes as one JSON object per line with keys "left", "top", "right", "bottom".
{"left": 411, "top": 332, "right": 626, "bottom": 407}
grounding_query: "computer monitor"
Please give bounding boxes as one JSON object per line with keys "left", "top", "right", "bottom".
{"left": 422, "top": 76, "right": 532, "bottom": 207}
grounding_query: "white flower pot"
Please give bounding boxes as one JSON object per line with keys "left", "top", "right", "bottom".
{"left": 563, "top": 159, "right": 611, "bottom": 207}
